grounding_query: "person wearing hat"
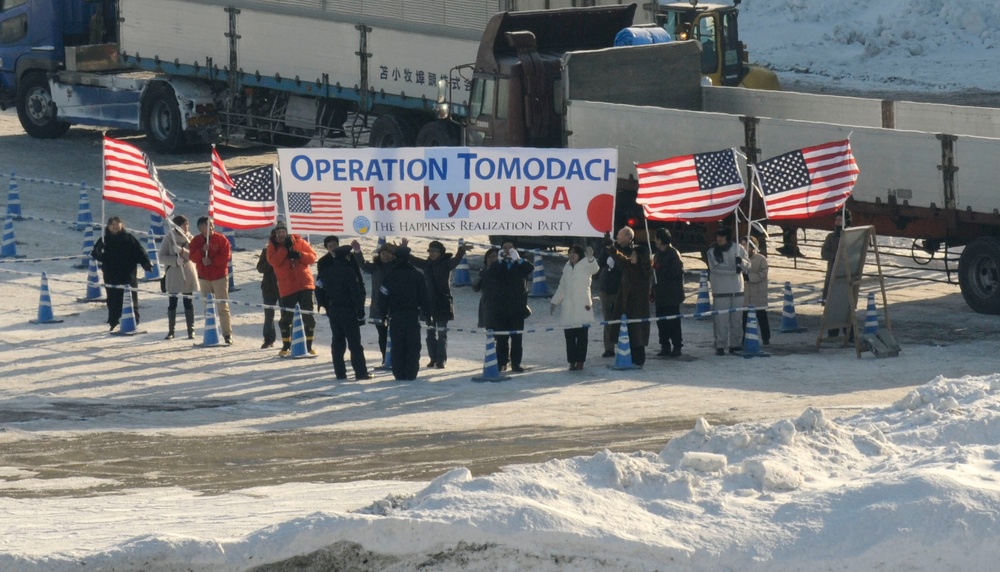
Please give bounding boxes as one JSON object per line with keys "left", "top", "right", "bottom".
{"left": 354, "top": 240, "right": 398, "bottom": 365}
{"left": 706, "top": 226, "right": 748, "bottom": 355}
{"left": 410, "top": 238, "right": 473, "bottom": 369}
{"left": 315, "top": 235, "right": 365, "bottom": 314}
{"left": 189, "top": 216, "right": 233, "bottom": 344}
{"left": 266, "top": 220, "right": 319, "bottom": 356}
{"left": 378, "top": 245, "right": 430, "bottom": 380}
{"left": 652, "top": 227, "right": 685, "bottom": 357}
{"left": 91, "top": 216, "right": 152, "bottom": 332}
{"left": 487, "top": 240, "right": 534, "bottom": 372}
{"left": 318, "top": 245, "right": 372, "bottom": 380}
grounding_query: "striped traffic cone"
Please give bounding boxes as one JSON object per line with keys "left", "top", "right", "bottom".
{"left": 742, "top": 308, "right": 771, "bottom": 358}
{"left": 376, "top": 236, "right": 386, "bottom": 250}
{"left": 75, "top": 182, "right": 93, "bottom": 230}
{"left": 6, "top": 172, "right": 22, "bottom": 220}
{"left": 452, "top": 238, "right": 472, "bottom": 287}
{"left": 78, "top": 258, "right": 105, "bottom": 302}
{"left": 527, "top": 248, "right": 551, "bottom": 298}
{"left": 376, "top": 328, "right": 393, "bottom": 370}
{"left": 1, "top": 214, "right": 23, "bottom": 258}
{"left": 144, "top": 235, "right": 161, "bottom": 280}
{"left": 287, "top": 304, "right": 316, "bottom": 358}
{"left": 864, "top": 292, "right": 879, "bottom": 335}
{"left": 694, "top": 270, "right": 711, "bottom": 318}
{"left": 149, "top": 213, "right": 164, "bottom": 239}
{"left": 196, "top": 293, "right": 223, "bottom": 346}
{"left": 73, "top": 225, "right": 96, "bottom": 268}
{"left": 112, "top": 286, "right": 141, "bottom": 336}
{"left": 778, "top": 281, "right": 806, "bottom": 333}
{"left": 472, "top": 330, "right": 511, "bottom": 382}
{"left": 610, "top": 314, "right": 640, "bottom": 370}
{"left": 29, "top": 272, "right": 64, "bottom": 324}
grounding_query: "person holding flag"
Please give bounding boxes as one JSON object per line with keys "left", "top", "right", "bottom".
{"left": 189, "top": 216, "right": 234, "bottom": 344}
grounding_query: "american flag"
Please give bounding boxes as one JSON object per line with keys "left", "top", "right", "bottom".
{"left": 209, "top": 149, "right": 277, "bottom": 230}
{"left": 754, "top": 139, "right": 859, "bottom": 220}
{"left": 635, "top": 149, "right": 746, "bottom": 222}
{"left": 286, "top": 191, "right": 343, "bottom": 233}
{"left": 102, "top": 136, "right": 174, "bottom": 217}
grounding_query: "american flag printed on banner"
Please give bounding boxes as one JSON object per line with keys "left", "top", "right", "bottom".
{"left": 635, "top": 148, "right": 746, "bottom": 222}
{"left": 102, "top": 136, "right": 175, "bottom": 217}
{"left": 754, "top": 139, "right": 859, "bottom": 220}
{"left": 209, "top": 149, "right": 277, "bottom": 230}
{"left": 286, "top": 191, "right": 344, "bottom": 233}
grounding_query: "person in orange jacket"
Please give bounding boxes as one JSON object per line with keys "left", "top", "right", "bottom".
{"left": 266, "top": 220, "right": 319, "bottom": 356}
{"left": 189, "top": 216, "right": 233, "bottom": 344}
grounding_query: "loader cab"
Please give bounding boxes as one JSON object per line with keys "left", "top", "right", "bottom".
{"left": 657, "top": 1, "right": 745, "bottom": 87}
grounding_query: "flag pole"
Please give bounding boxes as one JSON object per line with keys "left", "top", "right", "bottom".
{"left": 643, "top": 214, "right": 657, "bottom": 285}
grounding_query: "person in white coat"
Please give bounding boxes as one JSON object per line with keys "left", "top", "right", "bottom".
{"left": 550, "top": 244, "right": 599, "bottom": 370}
{"left": 158, "top": 215, "right": 199, "bottom": 339}
{"left": 706, "top": 227, "right": 748, "bottom": 355}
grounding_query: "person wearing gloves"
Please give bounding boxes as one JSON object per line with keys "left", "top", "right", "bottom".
{"left": 189, "top": 216, "right": 233, "bottom": 344}
{"left": 706, "top": 226, "right": 748, "bottom": 355}
{"left": 378, "top": 246, "right": 430, "bottom": 380}
{"left": 410, "top": 239, "right": 473, "bottom": 369}
{"left": 487, "top": 240, "right": 534, "bottom": 372}
{"left": 354, "top": 240, "right": 398, "bottom": 366}
{"left": 550, "top": 244, "right": 600, "bottom": 371}
{"left": 158, "top": 215, "right": 198, "bottom": 340}
{"left": 266, "top": 220, "right": 319, "bottom": 356}
{"left": 318, "top": 245, "right": 372, "bottom": 381}
{"left": 91, "top": 216, "right": 152, "bottom": 331}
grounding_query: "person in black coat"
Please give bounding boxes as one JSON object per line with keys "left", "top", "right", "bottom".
{"left": 472, "top": 247, "right": 500, "bottom": 329}
{"left": 652, "top": 228, "right": 686, "bottom": 357}
{"left": 256, "top": 247, "right": 280, "bottom": 349}
{"left": 378, "top": 246, "right": 430, "bottom": 381}
{"left": 487, "top": 240, "right": 533, "bottom": 372}
{"left": 318, "top": 245, "right": 372, "bottom": 380}
{"left": 315, "top": 235, "right": 364, "bottom": 311}
{"left": 410, "top": 239, "right": 472, "bottom": 369}
{"left": 91, "top": 216, "right": 152, "bottom": 331}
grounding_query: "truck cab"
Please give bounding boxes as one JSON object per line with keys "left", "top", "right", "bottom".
{"left": 656, "top": 0, "right": 778, "bottom": 89}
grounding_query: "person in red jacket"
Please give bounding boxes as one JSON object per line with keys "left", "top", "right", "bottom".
{"left": 189, "top": 216, "right": 233, "bottom": 344}
{"left": 266, "top": 220, "right": 319, "bottom": 356}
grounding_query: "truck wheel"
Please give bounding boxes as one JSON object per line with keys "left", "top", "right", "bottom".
{"left": 369, "top": 114, "right": 415, "bottom": 148}
{"left": 143, "top": 85, "right": 185, "bottom": 154}
{"left": 16, "top": 73, "right": 70, "bottom": 139}
{"left": 416, "top": 121, "right": 459, "bottom": 146}
{"left": 959, "top": 236, "right": 1000, "bottom": 314}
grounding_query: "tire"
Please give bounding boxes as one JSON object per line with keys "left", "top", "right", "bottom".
{"left": 416, "top": 120, "right": 459, "bottom": 147}
{"left": 16, "top": 72, "right": 71, "bottom": 139}
{"left": 369, "top": 114, "right": 415, "bottom": 148}
{"left": 959, "top": 236, "right": 1000, "bottom": 314}
{"left": 143, "top": 85, "right": 185, "bottom": 154}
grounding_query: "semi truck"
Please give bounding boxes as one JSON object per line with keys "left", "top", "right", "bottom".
{"left": 450, "top": 4, "right": 1000, "bottom": 315}
{"left": 0, "top": 0, "right": 664, "bottom": 153}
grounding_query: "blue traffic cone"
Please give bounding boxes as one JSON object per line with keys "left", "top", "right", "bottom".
{"left": 6, "top": 172, "right": 22, "bottom": 220}
{"left": 73, "top": 225, "right": 96, "bottom": 269}
{"left": 779, "top": 281, "right": 806, "bottom": 333}
{"left": 287, "top": 303, "right": 315, "bottom": 358}
{"left": 743, "top": 308, "right": 771, "bottom": 358}
{"left": 472, "top": 330, "right": 511, "bottom": 382}
{"left": 694, "top": 270, "right": 711, "bottom": 318}
{"left": 144, "top": 235, "right": 161, "bottom": 280}
{"left": 376, "top": 328, "right": 393, "bottom": 370}
{"left": 29, "top": 272, "right": 64, "bottom": 324}
{"left": 227, "top": 259, "right": 240, "bottom": 292}
{"left": 376, "top": 236, "right": 386, "bottom": 250}
{"left": 1, "top": 214, "right": 23, "bottom": 258}
{"left": 221, "top": 226, "right": 245, "bottom": 252}
{"left": 452, "top": 238, "right": 471, "bottom": 287}
{"left": 864, "top": 292, "right": 879, "bottom": 335}
{"left": 75, "top": 182, "right": 93, "bottom": 231}
{"left": 149, "top": 213, "right": 164, "bottom": 239}
{"left": 528, "top": 248, "right": 551, "bottom": 298}
{"left": 197, "top": 293, "right": 223, "bottom": 346}
{"left": 610, "top": 314, "right": 640, "bottom": 370}
{"left": 78, "top": 258, "right": 105, "bottom": 302}
{"left": 112, "top": 286, "right": 140, "bottom": 335}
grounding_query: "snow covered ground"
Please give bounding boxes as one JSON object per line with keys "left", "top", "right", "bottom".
{"left": 2, "top": 1, "right": 1000, "bottom": 570}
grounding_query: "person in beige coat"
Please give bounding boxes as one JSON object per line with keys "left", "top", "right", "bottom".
{"left": 158, "top": 215, "right": 199, "bottom": 339}
{"left": 740, "top": 236, "right": 770, "bottom": 345}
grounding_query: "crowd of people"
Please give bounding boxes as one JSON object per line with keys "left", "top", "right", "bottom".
{"left": 90, "top": 213, "right": 854, "bottom": 380}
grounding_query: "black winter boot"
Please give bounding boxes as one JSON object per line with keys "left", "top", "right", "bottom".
{"left": 184, "top": 306, "right": 195, "bottom": 339}
{"left": 165, "top": 309, "right": 176, "bottom": 340}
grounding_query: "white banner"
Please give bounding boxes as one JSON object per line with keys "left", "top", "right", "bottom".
{"left": 276, "top": 147, "right": 617, "bottom": 237}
